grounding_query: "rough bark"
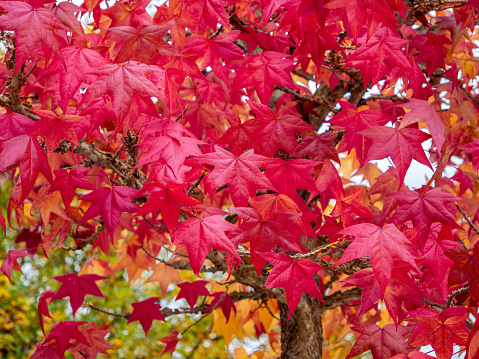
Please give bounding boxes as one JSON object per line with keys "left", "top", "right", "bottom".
{"left": 279, "top": 298, "right": 323, "bottom": 359}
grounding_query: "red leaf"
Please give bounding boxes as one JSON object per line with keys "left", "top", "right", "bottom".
{"left": 69, "top": 323, "right": 113, "bottom": 358}
{"left": 136, "top": 182, "right": 201, "bottom": 233}
{"left": 38, "top": 290, "right": 55, "bottom": 335}
{"left": 172, "top": 215, "right": 242, "bottom": 275}
{"left": 29, "top": 110, "right": 81, "bottom": 153}
{"left": 206, "top": 292, "right": 237, "bottom": 323}
{"left": 0, "top": 1, "right": 67, "bottom": 73}
{"left": 127, "top": 297, "right": 165, "bottom": 336}
{"left": 44, "top": 320, "right": 89, "bottom": 356}
{"left": 346, "top": 28, "right": 412, "bottom": 87}
{"left": 109, "top": 25, "right": 178, "bottom": 64}
{"left": 246, "top": 100, "right": 315, "bottom": 156}
{"left": 37, "top": 46, "right": 109, "bottom": 111}
{"left": 79, "top": 186, "right": 140, "bottom": 241}
{"left": 229, "top": 207, "right": 304, "bottom": 276}
{"left": 0, "top": 135, "right": 53, "bottom": 203}
{"left": 346, "top": 324, "right": 412, "bottom": 359}
{"left": 445, "top": 242, "right": 479, "bottom": 301}
{"left": 263, "top": 158, "right": 319, "bottom": 199}
{"left": 49, "top": 168, "right": 95, "bottom": 212}
{"left": 333, "top": 223, "right": 419, "bottom": 295}
{"left": 408, "top": 307, "right": 470, "bottom": 359}
{"left": 51, "top": 273, "right": 108, "bottom": 315}
{"left": 389, "top": 188, "right": 460, "bottom": 229}
{"left": 329, "top": 101, "right": 390, "bottom": 165}
{"left": 200, "top": 146, "right": 276, "bottom": 206}
{"left": 462, "top": 137, "right": 479, "bottom": 172}
{"left": 260, "top": 252, "right": 324, "bottom": 319}
{"left": 359, "top": 126, "right": 432, "bottom": 184}
{"left": 330, "top": 188, "right": 374, "bottom": 228}
{"left": 177, "top": 281, "right": 210, "bottom": 309}
{"left": 233, "top": 51, "right": 296, "bottom": 104}
{"left": 80, "top": 62, "right": 162, "bottom": 134}
{"left": 159, "top": 330, "right": 179, "bottom": 358}
{"left": 0, "top": 248, "right": 29, "bottom": 282}
{"left": 398, "top": 98, "right": 446, "bottom": 155}
{"left": 292, "top": 131, "right": 340, "bottom": 163}
{"left": 0, "top": 112, "right": 35, "bottom": 141}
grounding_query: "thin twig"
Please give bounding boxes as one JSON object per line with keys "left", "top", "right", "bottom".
{"left": 88, "top": 304, "right": 130, "bottom": 318}
{"left": 188, "top": 170, "right": 207, "bottom": 195}
{"left": 456, "top": 203, "right": 479, "bottom": 239}
{"left": 175, "top": 105, "right": 189, "bottom": 122}
{"left": 446, "top": 286, "right": 469, "bottom": 308}
{"left": 112, "top": 144, "right": 125, "bottom": 160}
{"left": 142, "top": 216, "right": 167, "bottom": 230}
{"left": 180, "top": 286, "right": 230, "bottom": 336}
{"left": 140, "top": 245, "right": 175, "bottom": 267}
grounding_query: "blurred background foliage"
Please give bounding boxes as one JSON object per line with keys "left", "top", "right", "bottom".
{"left": 0, "top": 178, "right": 237, "bottom": 358}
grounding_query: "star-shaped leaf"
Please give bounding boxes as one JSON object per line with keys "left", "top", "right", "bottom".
{"left": 346, "top": 324, "right": 412, "bottom": 359}
{"left": 261, "top": 252, "right": 324, "bottom": 319}
{"left": 79, "top": 186, "right": 140, "bottom": 241}
{"left": 200, "top": 146, "right": 276, "bottom": 206}
{"left": 127, "top": 297, "right": 165, "bottom": 336}
{"left": 51, "top": 273, "right": 108, "bottom": 315}
{"left": 172, "top": 215, "right": 242, "bottom": 275}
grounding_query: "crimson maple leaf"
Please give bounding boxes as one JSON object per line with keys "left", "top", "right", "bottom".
{"left": 330, "top": 188, "right": 374, "bottom": 228}
{"left": 233, "top": 51, "right": 296, "bottom": 104}
{"left": 136, "top": 134, "right": 204, "bottom": 174}
{"left": 109, "top": 25, "right": 179, "bottom": 64}
{"left": 78, "top": 186, "right": 140, "bottom": 241}
{"left": 445, "top": 242, "right": 479, "bottom": 301}
{"left": 184, "top": 31, "right": 243, "bottom": 84}
{"left": 263, "top": 158, "right": 319, "bottom": 199}
{"left": 44, "top": 320, "right": 89, "bottom": 356}
{"left": 346, "top": 28, "right": 412, "bottom": 87}
{"left": 229, "top": 207, "right": 304, "bottom": 276}
{"left": 246, "top": 100, "right": 315, "bottom": 156}
{"left": 215, "top": 111, "right": 259, "bottom": 156}
{"left": 29, "top": 110, "right": 81, "bottom": 152}
{"left": 37, "top": 46, "right": 109, "bottom": 111}
{"left": 333, "top": 223, "right": 419, "bottom": 295}
{"left": 359, "top": 126, "right": 433, "bottom": 184}
{"left": 49, "top": 168, "right": 95, "bottom": 212}
{"left": 329, "top": 101, "right": 390, "bottom": 165}
{"left": 69, "top": 323, "right": 113, "bottom": 359}
{"left": 408, "top": 307, "right": 471, "bottom": 359}
{"left": 325, "top": 0, "right": 400, "bottom": 41}
{"left": 80, "top": 62, "right": 161, "bottom": 134}
{"left": 0, "top": 248, "right": 29, "bottom": 283}
{"left": 261, "top": 252, "right": 324, "bottom": 319}
{"left": 398, "top": 98, "right": 446, "bottom": 155}
{"left": 0, "top": 112, "right": 35, "bottom": 141}
{"left": 461, "top": 137, "right": 479, "bottom": 172}
{"left": 51, "top": 273, "right": 108, "bottom": 315}
{"left": 172, "top": 215, "right": 242, "bottom": 275}
{"left": 38, "top": 290, "right": 55, "bottom": 335}
{"left": 389, "top": 188, "right": 461, "bottom": 229}
{"left": 293, "top": 131, "right": 340, "bottom": 163}
{"left": 136, "top": 182, "right": 201, "bottom": 233}
{"left": 200, "top": 146, "right": 276, "bottom": 206}
{"left": 159, "top": 330, "right": 179, "bottom": 358}
{"left": 0, "top": 135, "right": 53, "bottom": 203}
{"left": 206, "top": 292, "right": 237, "bottom": 323}
{"left": 0, "top": 1, "right": 68, "bottom": 73}
{"left": 127, "top": 297, "right": 165, "bottom": 336}
{"left": 176, "top": 281, "right": 210, "bottom": 309}
{"left": 346, "top": 324, "right": 412, "bottom": 359}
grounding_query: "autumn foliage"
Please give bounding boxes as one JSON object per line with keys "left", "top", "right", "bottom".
{"left": 2, "top": 0, "right": 479, "bottom": 358}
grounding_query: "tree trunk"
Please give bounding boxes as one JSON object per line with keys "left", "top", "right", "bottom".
{"left": 279, "top": 297, "right": 323, "bottom": 359}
